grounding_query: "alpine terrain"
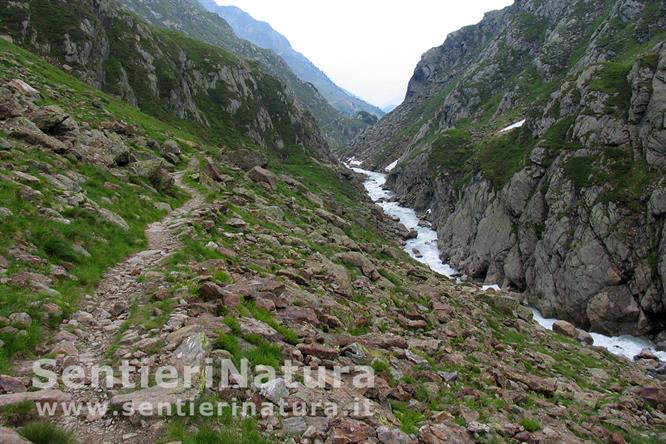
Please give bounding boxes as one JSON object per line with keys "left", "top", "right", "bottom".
{"left": 0, "top": 0, "right": 664, "bottom": 443}
{"left": 345, "top": 0, "right": 666, "bottom": 341}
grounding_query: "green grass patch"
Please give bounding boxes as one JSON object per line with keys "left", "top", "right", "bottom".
{"left": 20, "top": 421, "right": 74, "bottom": 444}
{"left": 477, "top": 126, "right": 537, "bottom": 190}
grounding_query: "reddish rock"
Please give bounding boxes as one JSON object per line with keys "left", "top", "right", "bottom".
{"left": 552, "top": 320, "right": 578, "bottom": 339}
{"left": 198, "top": 281, "right": 225, "bottom": 301}
{"left": 418, "top": 422, "right": 472, "bottom": 444}
{"left": 0, "top": 375, "right": 26, "bottom": 394}
{"left": 0, "top": 389, "right": 71, "bottom": 408}
{"left": 397, "top": 314, "right": 427, "bottom": 329}
{"left": 0, "top": 426, "right": 30, "bottom": 443}
{"left": 255, "top": 297, "right": 276, "bottom": 311}
{"left": 327, "top": 417, "right": 375, "bottom": 443}
{"left": 282, "top": 307, "right": 319, "bottom": 325}
{"left": 297, "top": 343, "right": 338, "bottom": 360}
{"left": 636, "top": 384, "right": 666, "bottom": 409}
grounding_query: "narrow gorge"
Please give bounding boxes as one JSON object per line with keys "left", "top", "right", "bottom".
{"left": 344, "top": 0, "right": 666, "bottom": 346}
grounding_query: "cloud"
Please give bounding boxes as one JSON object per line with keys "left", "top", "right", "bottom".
{"left": 214, "top": 0, "right": 514, "bottom": 108}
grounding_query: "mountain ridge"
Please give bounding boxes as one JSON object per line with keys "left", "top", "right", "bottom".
{"left": 115, "top": 0, "right": 373, "bottom": 150}
{"left": 199, "top": 0, "right": 385, "bottom": 118}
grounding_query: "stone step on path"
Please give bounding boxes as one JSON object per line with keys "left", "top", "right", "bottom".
{"left": 12, "top": 169, "right": 207, "bottom": 443}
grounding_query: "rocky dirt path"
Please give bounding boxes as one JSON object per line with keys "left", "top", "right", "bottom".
{"left": 17, "top": 168, "right": 206, "bottom": 443}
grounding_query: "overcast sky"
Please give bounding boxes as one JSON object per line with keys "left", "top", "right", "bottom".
{"left": 214, "top": 0, "right": 513, "bottom": 109}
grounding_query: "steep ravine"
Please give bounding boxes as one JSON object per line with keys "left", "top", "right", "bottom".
{"left": 344, "top": 0, "right": 666, "bottom": 342}
{"left": 350, "top": 164, "right": 666, "bottom": 361}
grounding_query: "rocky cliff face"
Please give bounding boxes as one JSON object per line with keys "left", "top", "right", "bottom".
{"left": 0, "top": 0, "right": 331, "bottom": 162}
{"left": 345, "top": 0, "right": 666, "bottom": 340}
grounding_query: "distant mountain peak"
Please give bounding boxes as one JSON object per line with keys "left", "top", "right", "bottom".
{"left": 199, "top": 0, "right": 384, "bottom": 118}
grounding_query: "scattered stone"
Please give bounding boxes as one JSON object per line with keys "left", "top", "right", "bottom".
{"left": 636, "top": 385, "right": 666, "bottom": 408}
{"left": 98, "top": 208, "right": 130, "bottom": 231}
{"left": 377, "top": 426, "right": 415, "bottom": 444}
{"left": 0, "top": 207, "right": 13, "bottom": 218}
{"left": 552, "top": 320, "right": 578, "bottom": 339}
{"left": 3, "top": 117, "right": 68, "bottom": 153}
{"left": 0, "top": 375, "right": 27, "bottom": 394}
{"left": 0, "top": 139, "right": 10, "bottom": 151}
{"left": 8, "top": 312, "right": 31, "bottom": 328}
{"left": 12, "top": 171, "right": 40, "bottom": 184}
{"left": 297, "top": 343, "right": 339, "bottom": 360}
{"left": 259, "top": 378, "right": 289, "bottom": 404}
{"left": 248, "top": 166, "right": 278, "bottom": 191}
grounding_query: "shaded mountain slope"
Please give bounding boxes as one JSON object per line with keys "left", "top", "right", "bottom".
{"left": 116, "top": 0, "right": 373, "bottom": 149}
{"left": 0, "top": 0, "right": 331, "bottom": 162}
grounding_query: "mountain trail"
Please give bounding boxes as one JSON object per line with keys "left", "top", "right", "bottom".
{"left": 14, "top": 164, "right": 205, "bottom": 443}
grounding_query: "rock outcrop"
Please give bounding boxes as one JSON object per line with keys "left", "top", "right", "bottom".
{"left": 344, "top": 0, "right": 666, "bottom": 337}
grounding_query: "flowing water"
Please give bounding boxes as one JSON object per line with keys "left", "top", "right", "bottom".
{"left": 351, "top": 163, "right": 665, "bottom": 362}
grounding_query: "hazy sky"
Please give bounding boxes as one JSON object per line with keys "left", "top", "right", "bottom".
{"left": 214, "top": 0, "right": 513, "bottom": 109}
